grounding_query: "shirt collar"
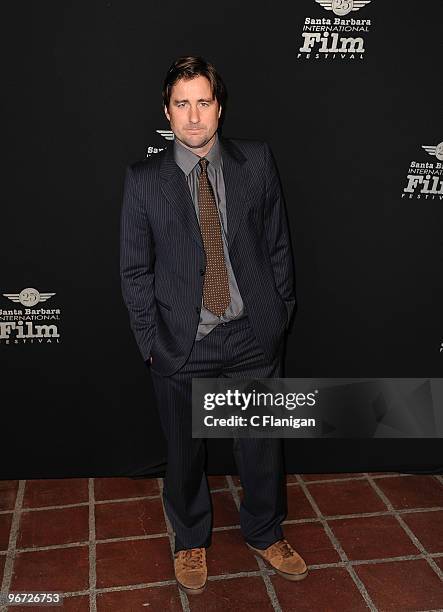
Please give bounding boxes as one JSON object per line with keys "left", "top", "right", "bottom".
{"left": 173, "top": 131, "right": 222, "bottom": 176}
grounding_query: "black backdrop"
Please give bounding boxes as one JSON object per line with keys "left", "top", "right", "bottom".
{"left": 2, "top": 1, "right": 442, "bottom": 478}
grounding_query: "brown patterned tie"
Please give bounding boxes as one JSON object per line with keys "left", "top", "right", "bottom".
{"left": 197, "top": 157, "right": 231, "bottom": 317}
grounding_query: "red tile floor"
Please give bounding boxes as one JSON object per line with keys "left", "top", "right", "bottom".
{"left": 1, "top": 472, "right": 443, "bottom": 611}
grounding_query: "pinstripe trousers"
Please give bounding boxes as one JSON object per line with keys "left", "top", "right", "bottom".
{"left": 150, "top": 314, "right": 287, "bottom": 554}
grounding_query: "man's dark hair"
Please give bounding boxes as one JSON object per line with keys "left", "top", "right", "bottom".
{"left": 162, "top": 55, "right": 227, "bottom": 114}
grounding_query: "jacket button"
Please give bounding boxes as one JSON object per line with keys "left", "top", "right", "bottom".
{"left": 196, "top": 306, "right": 200, "bottom": 313}
{"left": 199, "top": 268, "right": 205, "bottom": 275}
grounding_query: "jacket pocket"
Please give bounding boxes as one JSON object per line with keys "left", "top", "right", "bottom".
{"left": 156, "top": 297, "right": 172, "bottom": 311}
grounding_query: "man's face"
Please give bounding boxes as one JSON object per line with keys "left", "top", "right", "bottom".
{"left": 164, "top": 75, "right": 221, "bottom": 152}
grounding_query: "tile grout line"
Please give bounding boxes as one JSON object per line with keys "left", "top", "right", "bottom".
{"left": 2, "top": 504, "right": 442, "bottom": 557}
{"left": 10, "top": 553, "right": 439, "bottom": 598}
{"left": 4, "top": 502, "right": 443, "bottom": 520}
{"left": 0, "top": 480, "right": 25, "bottom": 612}
{"left": 284, "top": 505, "right": 443, "bottom": 522}
{"left": 0, "top": 472, "right": 422, "bottom": 516}
{"left": 94, "top": 493, "right": 161, "bottom": 504}
{"left": 338, "top": 504, "right": 443, "bottom": 517}
{"left": 343, "top": 553, "right": 442, "bottom": 566}
{"left": 366, "top": 473, "right": 443, "bottom": 582}
{"left": 157, "top": 478, "right": 190, "bottom": 612}
{"left": 0, "top": 493, "right": 163, "bottom": 515}
{"left": 4, "top": 503, "right": 443, "bottom": 538}
{"left": 295, "top": 474, "right": 378, "bottom": 612}
{"left": 293, "top": 473, "right": 414, "bottom": 484}
{"left": 88, "top": 478, "right": 97, "bottom": 612}
{"left": 226, "top": 475, "right": 283, "bottom": 612}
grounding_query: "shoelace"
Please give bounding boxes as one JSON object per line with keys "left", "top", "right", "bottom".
{"left": 178, "top": 548, "right": 204, "bottom": 570}
{"left": 274, "top": 539, "right": 295, "bottom": 559}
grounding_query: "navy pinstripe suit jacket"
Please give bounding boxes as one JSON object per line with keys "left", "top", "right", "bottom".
{"left": 120, "top": 134, "right": 296, "bottom": 376}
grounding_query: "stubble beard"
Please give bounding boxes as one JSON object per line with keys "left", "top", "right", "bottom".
{"left": 175, "top": 127, "right": 217, "bottom": 153}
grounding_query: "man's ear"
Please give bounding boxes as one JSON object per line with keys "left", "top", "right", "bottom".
{"left": 164, "top": 105, "right": 170, "bottom": 122}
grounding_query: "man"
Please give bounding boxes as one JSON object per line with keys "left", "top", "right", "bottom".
{"left": 120, "top": 55, "right": 308, "bottom": 595}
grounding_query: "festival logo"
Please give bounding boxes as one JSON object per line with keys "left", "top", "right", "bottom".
{"left": 298, "top": 0, "right": 373, "bottom": 61}
{"left": 316, "top": 0, "right": 371, "bottom": 16}
{"left": 402, "top": 141, "right": 443, "bottom": 201}
{"left": 0, "top": 287, "right": 61, "bottom": 345}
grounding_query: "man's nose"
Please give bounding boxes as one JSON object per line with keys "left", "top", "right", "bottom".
{"left": 188, "top": 106, "right": 200, "bottom": 123}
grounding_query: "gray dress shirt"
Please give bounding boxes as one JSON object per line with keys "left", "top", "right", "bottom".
{"left": 173, "top": 132, "right": 245, "bottom": 341}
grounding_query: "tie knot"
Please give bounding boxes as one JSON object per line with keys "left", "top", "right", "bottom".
{"left": 199, "top": 158, "right": 209, "bottom": 172}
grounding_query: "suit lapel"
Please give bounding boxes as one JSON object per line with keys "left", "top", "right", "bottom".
{"left": 218, "top": 135, "right": 251, "bottom": 250}
{"left": 159, "top": 134, "right": 251, "bottom": 252}
{"left": 160, "top": 145, "right": 204, "bottom": 251}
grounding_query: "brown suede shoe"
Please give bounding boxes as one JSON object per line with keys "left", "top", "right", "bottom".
{"left": 247, "top": 538, "right": 308, "bottom": 581}
{"left": 174, "top": 547, "right": 207, "bottom": 595}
